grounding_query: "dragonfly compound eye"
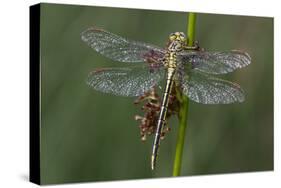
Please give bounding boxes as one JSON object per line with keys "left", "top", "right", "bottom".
{"left": 179, "top": 32, "right": 186, "bottom": 42}
{"left": 169, "top": 33, "right": 177, "bottom": 41}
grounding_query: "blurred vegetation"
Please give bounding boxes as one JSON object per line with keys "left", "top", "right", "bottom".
{"left": 39, "top": 3, "right": 273, "bottom": 184}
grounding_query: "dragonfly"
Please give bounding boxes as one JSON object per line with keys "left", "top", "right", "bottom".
{"left": 81, "top": 27, "right": 251, "bottom": 170}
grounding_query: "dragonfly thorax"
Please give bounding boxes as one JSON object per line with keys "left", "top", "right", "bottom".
{"left": 164, "top": 52, "right": 177, "bottom": 68}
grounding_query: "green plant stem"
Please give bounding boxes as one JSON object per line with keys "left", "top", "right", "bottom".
{"left": 187, "top": 13, "right": 197, "bottom": 46}
{"left": 172, "top": 12, "right": 197, "bottom": 176}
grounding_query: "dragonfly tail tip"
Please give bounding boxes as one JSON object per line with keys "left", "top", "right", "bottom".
{"left": 151, "top": 155, "right": 156, "bottom": 170}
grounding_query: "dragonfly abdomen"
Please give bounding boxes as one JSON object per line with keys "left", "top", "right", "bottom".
{"left": 151, "top": 64, "right": 176, "bottom": 170}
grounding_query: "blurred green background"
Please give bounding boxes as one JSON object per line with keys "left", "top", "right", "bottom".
{"left": 39, "top": 3, "right": 273, "bottom": 184}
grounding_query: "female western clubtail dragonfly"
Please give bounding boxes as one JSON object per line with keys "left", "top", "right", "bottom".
{"left": 81, "top": 27, "right": 251, "bottom": 170}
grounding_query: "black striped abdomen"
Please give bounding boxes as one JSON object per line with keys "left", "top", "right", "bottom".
{"left": 151, "top": 67, "right": 175, "bottom": 169}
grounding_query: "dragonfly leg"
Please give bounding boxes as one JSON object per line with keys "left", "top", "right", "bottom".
{"left": 146, "top": 57, "right": 165, "bottom": 71}
{"left": 183, "top": 40, "right": 200, "bottom": 50}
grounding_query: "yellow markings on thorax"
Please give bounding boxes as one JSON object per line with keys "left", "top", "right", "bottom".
{"left": 164, "top": 51, "right": 177, "bottom": 69}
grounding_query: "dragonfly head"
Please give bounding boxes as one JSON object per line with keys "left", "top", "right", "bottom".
{"left": 168, "top": 32, "right": 186, "bottom": 52}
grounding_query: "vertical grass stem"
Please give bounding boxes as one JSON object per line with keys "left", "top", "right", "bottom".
{"left": 172, "top": 12, "right": 197, "bottom": 176}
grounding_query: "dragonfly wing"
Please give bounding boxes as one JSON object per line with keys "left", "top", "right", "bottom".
{"left": 87, "top": 65, "right": 165, "bottom": 97}
{"left": 81, "top": 27, "right": 165, "bottom": 63}
{"left": 179, "top": 50, "right": 251, "bottom": 74}
{"left": 180, "top": 69, "right": 245, "bottom": 104}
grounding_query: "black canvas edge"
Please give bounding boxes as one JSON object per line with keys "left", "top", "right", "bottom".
{"left": 29, "top": 3, "right": 41, "bottom": 185}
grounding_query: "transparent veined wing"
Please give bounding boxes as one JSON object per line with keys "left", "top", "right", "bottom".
{"left": 179, "top": 69, "right": 245, "bottom": 104}
{"left": 178, "top": 50, "right": 251, "bottom": 74}
{"left": 81, "top": 27, "right": 165, "bottom": 63}
{"left": 87, "top": 65, "right": 165, "bottom": 97}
